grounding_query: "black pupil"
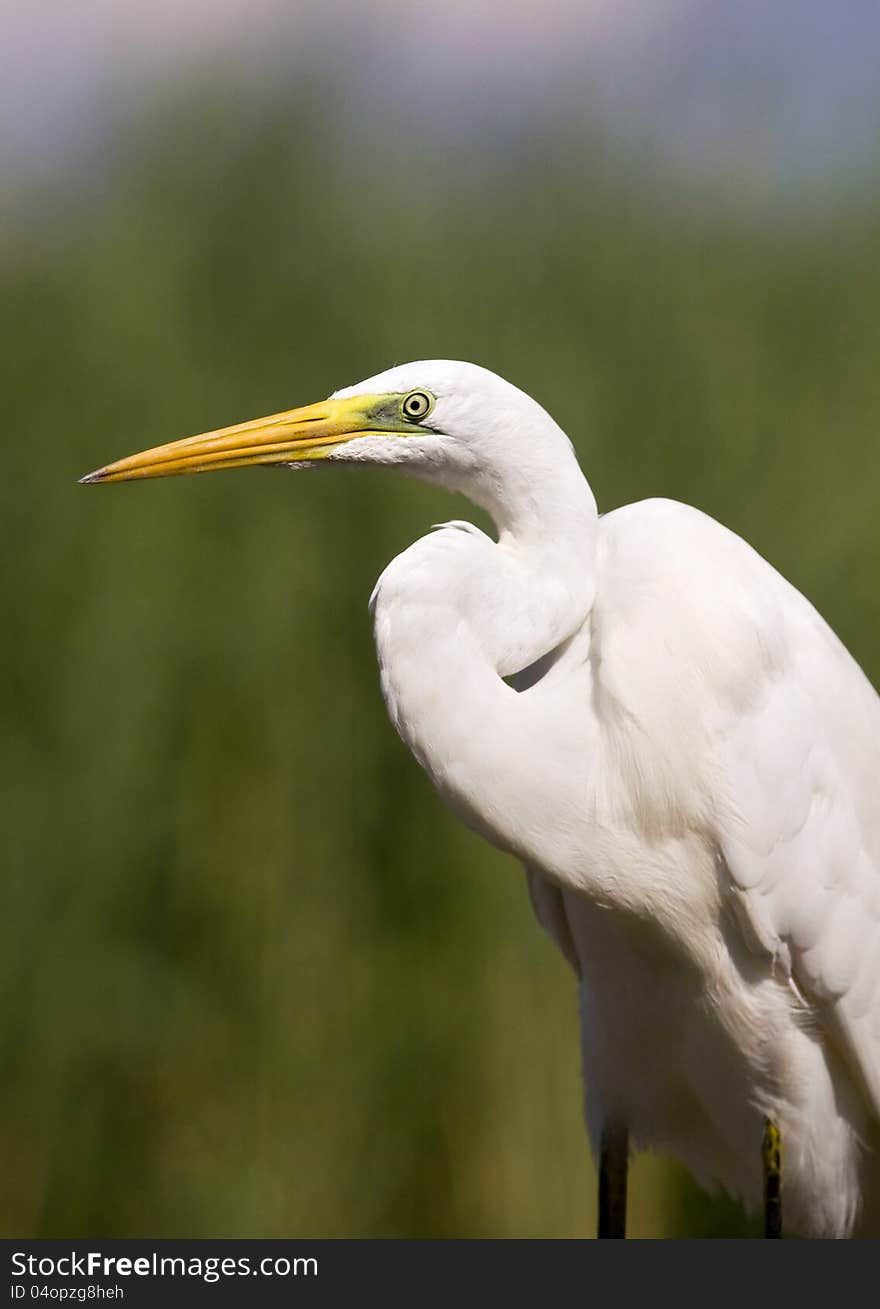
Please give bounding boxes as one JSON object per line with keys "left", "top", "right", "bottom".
{"left": 408, "top": 395, "right": 425, "bottom": 414}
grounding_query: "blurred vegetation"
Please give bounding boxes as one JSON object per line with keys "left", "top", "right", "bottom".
{"left": 2, "top": 85, "right": 878, "bottom": 1239}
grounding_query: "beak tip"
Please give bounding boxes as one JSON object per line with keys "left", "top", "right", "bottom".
{"left": 79, "top": 469, "right": 105, "bottom": 485}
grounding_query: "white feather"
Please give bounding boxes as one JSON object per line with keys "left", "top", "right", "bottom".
{"left": 337, "top": 360, "right": 880, "bottom": 1237}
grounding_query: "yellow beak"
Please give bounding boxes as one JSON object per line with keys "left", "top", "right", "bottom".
{"left": 80, "top": 393, "right": 397, "bottom": 485}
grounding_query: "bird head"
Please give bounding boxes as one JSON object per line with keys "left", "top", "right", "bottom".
{"left": 79, "top": 360, "right": 573, "bottom": 504}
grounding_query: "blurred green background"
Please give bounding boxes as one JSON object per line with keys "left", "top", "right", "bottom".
{"left": 3, "top": 3, "right": 879, "bottom": 1239}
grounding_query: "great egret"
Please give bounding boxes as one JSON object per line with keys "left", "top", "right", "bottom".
{"left": 82, "top": 360, "right": 880, "bottom": 1239}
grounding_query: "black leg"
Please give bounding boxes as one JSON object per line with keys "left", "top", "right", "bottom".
{"left": 762, "top": 1118, "right": 782, "bottom": 1238}
{"left": 597, "top": 1123, "right": 628, "bottom": 1238}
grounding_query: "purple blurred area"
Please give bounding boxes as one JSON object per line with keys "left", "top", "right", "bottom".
{"left": 6, "top": 0, "right": 880, "bottom": 215}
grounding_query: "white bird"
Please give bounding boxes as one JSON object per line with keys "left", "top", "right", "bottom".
{"left": 82, "top": 359, "right": 880, "bottom": 1239}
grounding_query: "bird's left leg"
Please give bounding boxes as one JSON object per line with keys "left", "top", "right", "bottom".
{"left": 597, "top": 1123, "right": 629, "bottom": 1238}
{"left": 762, "top": 1118, "right": 782, "bottom": 1238}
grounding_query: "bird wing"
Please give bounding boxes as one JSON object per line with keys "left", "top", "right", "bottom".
{"left": 597, "top": 499, "right": 880, "bottom": 1117}
{"left": 714, "top": 594, "right": 880, "bottom": 1116}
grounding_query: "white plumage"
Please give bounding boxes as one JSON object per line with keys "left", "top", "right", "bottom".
{"left": 349, "top": 361, "right": 880, "bottom": 1238}
{"left": 85, "top": 357, "right": 880, "bottom": 1237}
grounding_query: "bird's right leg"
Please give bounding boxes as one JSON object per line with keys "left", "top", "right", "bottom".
{"left": 762, "top": 1118, "right": 782, "bottom": 1238}
{"left": 597, "top": 1123, "right": 629, "bottom": 1238}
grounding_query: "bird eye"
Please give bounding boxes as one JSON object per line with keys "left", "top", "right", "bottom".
{"left": 401, "top": 390, "right": 433, "bottom": 421}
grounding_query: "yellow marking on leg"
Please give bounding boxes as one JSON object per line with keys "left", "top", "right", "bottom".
{"left": 762, "top": 1118, "right": 782, "bottom": 1238}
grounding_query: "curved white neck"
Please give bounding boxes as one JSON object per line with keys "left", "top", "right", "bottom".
{"left": 371, "top": 447, "right": 599, "bottom": 870}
